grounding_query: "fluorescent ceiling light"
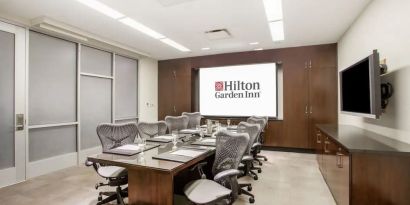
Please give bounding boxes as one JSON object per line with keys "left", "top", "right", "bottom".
{"left": 249, "top": 42, "right": 259, "bottom": 45}
{"left": 201, "top": 47, "right": 211, "bottom": 50}
{"left": 254, "top": 48, "right": 264, "bottom": 51}
{"left": 119, "top": 17, "right": 165, "bottom": 39}
{"left": 76, "top": 0, "right": 124, "bottom": 19}
{"left": 161, "top": 38, "right": 191, "bottom": 52}
{"left": 269, "top": 20, "right": 285, "bottom": 41}
{"left": 262, "top": 0, "right": 283, "bottom": 22}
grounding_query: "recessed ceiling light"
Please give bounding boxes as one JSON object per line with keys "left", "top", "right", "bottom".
{"left": 269, "top": 20, "right": 285, "bottom": 41}
{"left": 262, "top": 0, "right": 283, "bottom": 22}
{"left": 161, "top": 38, "right": 191, "bottom": 52}
{"left": 201, "top": 47, "right": 211, "bottom": 50}
{"left": 254, "top": 48, "right": 264, "bottom": 51}
{"left": 76, "top": 0, "right": 124, "bottom": 19}
{"left": 249, "top": 42, "right": 259, "bottom": 45}
{"left": 119, "top": 17, "right": 165, "bottom": 39}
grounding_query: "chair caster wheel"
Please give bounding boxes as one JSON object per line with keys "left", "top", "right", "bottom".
{"left": 247, "top": 186, "right": 252, "bottom": 191}
{"left": 259, "top": 162, "right": 263, "bottom": 166}
{"left": 253, "top": 175, "right": 258, "bottom": 180}
{"left": 264, "top": 158, "right": 268, "bottom": 161}
{"left": 249, "top": 197, "right": 255, "bottom": 203}
{"left": 258, "top": 169, "right": 262, "bottom": 173}
{"left": 98, "top": 195, "right": 102, "bottom": 201}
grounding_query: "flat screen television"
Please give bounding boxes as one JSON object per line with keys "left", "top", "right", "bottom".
{"left": 340, "top": 50, "right": 381, "bottom": 119}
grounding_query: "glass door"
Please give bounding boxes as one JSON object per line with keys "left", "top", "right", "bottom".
{"left": 0, "top": 21, "right": 26, "bottom": 187}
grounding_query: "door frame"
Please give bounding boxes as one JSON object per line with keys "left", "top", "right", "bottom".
{"left": 0, "top": 20, "right": 27, "bottom": 188}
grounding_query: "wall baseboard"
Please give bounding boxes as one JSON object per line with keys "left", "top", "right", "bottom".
{"left": 79, "top": 146, "right": 102, "bottom": 166}
{"left": 262, "top": 146, "right": 315, "bottom": 154}
{"left": 0, "top": 167, "right": 17, "bottom": 188}
{"left": 27, "top": 152, "right": 77, "bottom": 179}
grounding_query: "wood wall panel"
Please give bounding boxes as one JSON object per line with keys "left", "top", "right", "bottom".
{"left": 158, "top": 44, "right": 337, "bottom": 149}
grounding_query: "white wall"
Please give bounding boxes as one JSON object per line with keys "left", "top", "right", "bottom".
{"left": 138, "top": 57, "right": 158, "bottom": 122}
{"left": 338, "top": 0, "right": 410, "bottom": 144}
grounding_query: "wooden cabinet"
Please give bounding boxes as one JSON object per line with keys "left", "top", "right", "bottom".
{"left": 317, "top": 124, "right": 410, "bottom": 205}
{"left": 317, "top": 128, "right": 351, "bottom": 205}
{"left": 158, "top": 59, "right": 192, "bottom": 120}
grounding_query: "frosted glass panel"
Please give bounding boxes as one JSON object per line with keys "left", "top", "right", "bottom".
{"left": 29, "top": 126, "right": 77, "bottom": 162}
{"left": 81, "top": 76, "right": 112, "bottom": 149}
{"left": 0, "top": 30, "right": 15, "bottom": 169}
{"left": 29, "top": 32, "right": 77, "bottom": 125}
{"left": 81, "top": 46, "right": 112, "bottom": 76}
{"left": 115, "top": 55, "right": 138, "bottom": 119}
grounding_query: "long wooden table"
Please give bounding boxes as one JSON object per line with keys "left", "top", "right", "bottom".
{"left": 87, "top": 135, "right": 215, "bottom": 205}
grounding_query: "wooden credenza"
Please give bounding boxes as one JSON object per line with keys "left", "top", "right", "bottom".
{"left": 316, "top": 124, "right": 410, "bottom": 205}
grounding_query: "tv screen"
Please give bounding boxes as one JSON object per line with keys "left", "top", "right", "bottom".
{"left": 340, "top": 50, "right": 381, "bottom": 118}
{"left": 199, "top": 63, "right": 277, "bottom": 117}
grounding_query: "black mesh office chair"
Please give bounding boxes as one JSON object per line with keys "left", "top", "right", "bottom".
{"left": 85, "top": 123, "right": 138, "bottom": 205}
{"left": 184, "top": 130, "right": 249, "bottom": 204}
{"left": 182, "top": 112, "right": 202, "bottom": 128}
{"left": 165, "top": 115, "right": 189, "bottom": 133}
{"left": 137, "top": 121, "right": 167, "bottom": 139}
{"left": 237, "top": 122, "right": 260, "bottom": 203}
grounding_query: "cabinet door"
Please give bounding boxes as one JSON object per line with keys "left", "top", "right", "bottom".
{"left": 333, "top": 147, "right": 350, "bottom": 205}
{"left": 158, "top": 63, "right": 176, "bottom": 120}
{"left": 173, "top": 64, "right": 191, "bottom": 116}
{"left": 315, "top": 129, "right": 324, "bottom": 173}
{"left": 308, "top": 66, "right": 338, "bottom": 148}
{"left": 283, "top": 60, "right": 309, "bottom": 148}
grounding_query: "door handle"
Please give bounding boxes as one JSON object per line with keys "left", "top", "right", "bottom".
{"left": 310, "top": 106, "right": 313, "bottom": 114}
{"left": 173, "top": 105, "right": 176, "bottom": 113}
{"left": 16, "top": 114, "right": 24, "bottom": 131}
{"left": 305, "top": 105, "right": 308, "bottom": 115}
{"left": 336, "top": 148, "right": 344, "bottom": 168}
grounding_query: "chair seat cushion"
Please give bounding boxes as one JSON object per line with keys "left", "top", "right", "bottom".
{"left": 97, "top": 166, "right": 127, "bottom": 178}
{"left": 184, "top": 179, "right": 231, "bottom": 204}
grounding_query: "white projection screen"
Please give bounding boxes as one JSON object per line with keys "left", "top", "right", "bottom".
{"left": 199, "top": 63, "right": 277, "bottom": 117}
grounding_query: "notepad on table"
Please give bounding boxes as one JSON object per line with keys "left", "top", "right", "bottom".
{"left": 112, "top": 144, "right": 141, "bottom": 151}
{"left": 201, "top": 138, "right": 216, "bottom": 143}
{"left": 170, "top": 149, "right": 204, "bottom": 158}
{"left": 154, "top": 135, "right": 174, "bottom": 140}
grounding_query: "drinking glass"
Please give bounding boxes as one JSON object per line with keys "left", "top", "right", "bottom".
{"left": 172, "top": 130, "right": 178, "bottom": 149}
{"left": 227, "top": 119, "right": 231, "bottom": 127}
{"left": 139, "top": 137, "right": 146, "bottom": 155}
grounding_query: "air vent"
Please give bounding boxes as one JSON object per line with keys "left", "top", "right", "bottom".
{"left": 205, "top": 29, "right": 232, "bottom": 40}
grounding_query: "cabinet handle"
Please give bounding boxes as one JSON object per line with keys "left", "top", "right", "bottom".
{"left": 336, "top": 150, "right": 344, "bottom": 168}
{"left": 310, "top": 106, "right": 313, "bottom": 114}
{"left": 305, "top": 105, "right": 308, "bottom": 114}
{"left": 173, "top": 105, "right": 176, "bottom": 113}
{"left": 324, "top": 139, "right": 330, "bottom": 153}
{"left": 316, "top": 132, "right": 321, "bottom": 144}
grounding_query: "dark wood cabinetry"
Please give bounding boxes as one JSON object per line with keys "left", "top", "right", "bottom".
{"left": 158, "top": 44, "right": 338, "bottom": 149}
{"left": 316, "top": 124, "right": 410, "bottom": 205}
{"left": 158, "top": 59, "right": 192, "bottom": 119}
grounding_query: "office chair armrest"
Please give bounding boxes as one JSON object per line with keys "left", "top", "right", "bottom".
{"left": 252, "top": 142, "right": 262, "bottom": 149}
{"left": 191, "top": 161, "right": 208, "bottom": 179}
{"left": 213, "top": 169, "right": 241, "bottom": 182}
{"left": 85, "top": 159, "right": 99, "bottom": 172}
{"left": 85, "top": 160, "right": 94, "bottom": 167}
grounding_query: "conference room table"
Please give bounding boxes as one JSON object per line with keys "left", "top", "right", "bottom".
{"left": 87, "top": 133, "right": 218, "bottom": 205}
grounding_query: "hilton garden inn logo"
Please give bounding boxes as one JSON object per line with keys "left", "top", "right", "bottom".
{"left": 214, "top": 81, "right": 261, "bottom": 98}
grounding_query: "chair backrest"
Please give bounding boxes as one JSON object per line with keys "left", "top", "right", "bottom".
{"left": 213, "top": 130, "right": 249, "bottom": 176}
{"left": 96, "top": 123, "right": 138, "bottom": 152}
{"left": 246, "top": 117, "right": 266, "bottom": 141}
{"left": 182, "top": 112, "right": 202, "bottom": 128}
{"left": 137, "top": 121, "right": 167, "bottom": 139}
{"left": 237, "top": 122, "right": 260, "bottom": 154}
{"left": 250, "top": 116, "right": 269, "bottom": 129}
{"left": 165, "top": 115, "right": 189, "bottom": 132}
{"left": 213, "top": 130, "right": 249, "bottom": 199}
